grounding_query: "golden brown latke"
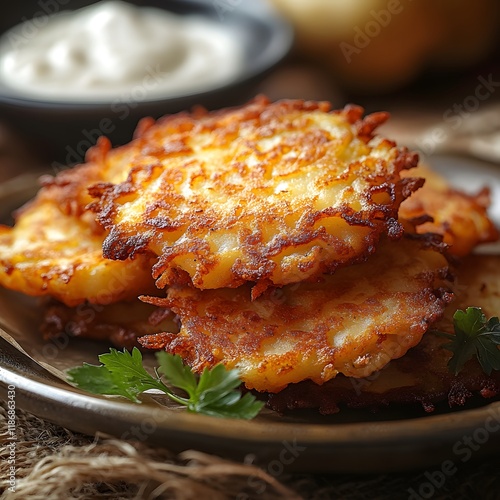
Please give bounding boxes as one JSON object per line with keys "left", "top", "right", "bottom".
{"left": 0, "top": 139, "right": 157, "bottom": 306}
{"left": 400, "top": 165, "right": 498, "bottom": 256}
{"left": 139, "top": 234, "right": 452, "bottom": 393}
{"left": 91, "top": 96, "right": 421, "bottom": 291}
{"left": 267, "top": 254, "right": 500, "bottom": 414}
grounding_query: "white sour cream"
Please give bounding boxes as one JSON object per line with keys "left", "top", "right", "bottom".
{"left": 0, "top": 1, "right": 243, "bottom": 102}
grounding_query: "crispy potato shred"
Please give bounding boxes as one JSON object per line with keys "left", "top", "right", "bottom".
{"left": 90, "top": 97, "right": 421, "bottom": 291}
{"left": 1, "top": 96, "right": 499, "bottom": 413}
{"left": 400, "top": 165, "right": 498, "bottom": 256}
{"left": 266, "top": 254, "right": 500, "bottom": 414}
{"left": 0, "top": 138, "right": 157, "bottom": 306}
{"left": 139, "top": 235, "right": 452, "bottom": 392}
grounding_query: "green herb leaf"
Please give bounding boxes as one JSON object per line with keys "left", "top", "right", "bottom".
{"left": 195, "top": 392, "right": 266, "bottom": 420}
{"left": 68, "top": 348, "right": 264, "bottom": 419}
{"left": 67, "top": 363, "right": 140, "bottom": 400}
{"left": 156, "top": 353, "right": 263, "bottom": 419}
{"left": 156, "top": 351, "right": 197, "bottom": 394}
{"left": 68, "top": 348, "right": 166, "bottom": 403}
{"left": 439, "top": 307, "right": 500, "bottom": 375}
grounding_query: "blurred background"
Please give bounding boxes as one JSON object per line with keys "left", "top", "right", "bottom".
{"left": 269, "top": 0, "right": 500, "bottom": 95}
{"left": 0, "top": 0, "right": 499, "bottom": 175}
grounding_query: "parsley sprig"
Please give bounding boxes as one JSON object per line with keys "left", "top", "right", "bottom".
{"left": 437, "top": 307, "right": 500, "bottom": 375}
{"left": 67, "top": 348, "right": 264, "bottom": 419}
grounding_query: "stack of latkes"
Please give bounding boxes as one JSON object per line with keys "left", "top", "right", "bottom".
{"left": 1, "top": 96, "right": 499, "bottom": 413}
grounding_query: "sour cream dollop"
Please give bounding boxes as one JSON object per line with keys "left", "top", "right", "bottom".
{"left": 0, "top": 1, "right": 243, "bottom": 102}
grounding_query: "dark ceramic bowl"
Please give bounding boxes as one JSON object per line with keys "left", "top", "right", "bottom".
{"left": 0, "top": 0, "right": 293, "bottom": 164}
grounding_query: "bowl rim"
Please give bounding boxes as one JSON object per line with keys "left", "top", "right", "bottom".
{"left": 0, "top": 0, "right": 294, "bottom": 110}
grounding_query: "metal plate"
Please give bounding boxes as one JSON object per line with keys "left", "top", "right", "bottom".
{"left": 1, "top": 155, "right": 500, "bottom": 473}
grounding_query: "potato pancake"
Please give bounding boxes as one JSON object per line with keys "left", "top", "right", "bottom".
{"left": 139, "top": 235, "right": 452, "bottom": 393}
{"left": 0, "top": 138, "right": 156, "bottom": 306}
{"left": 268, "top": 254, "right": 500, "bottom": 414}
{"left": 91, "top": 96, "right": 420, "bottom": 291}
{"left": 400, "top": 165, "right": 498, "bottom": 256}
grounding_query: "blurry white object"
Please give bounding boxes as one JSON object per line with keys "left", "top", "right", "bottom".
{"left": 0, "top": 1, "right": 242, "bottom": 102}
